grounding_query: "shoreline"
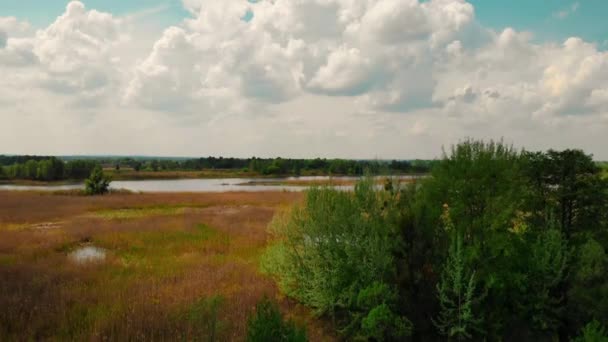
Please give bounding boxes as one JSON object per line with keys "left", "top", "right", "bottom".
{"left": 0, "top": 171, "right": 428, "bottom": 186}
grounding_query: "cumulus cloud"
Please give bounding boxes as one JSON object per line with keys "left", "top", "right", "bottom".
{"left": 1, "top": 0, "right": 608, "bottom": 158}
{"left": 0, "top": 16, "right": 32, "bottom": 37}
{"left": 0, "top": 2, "right": 129, "bottom": 110}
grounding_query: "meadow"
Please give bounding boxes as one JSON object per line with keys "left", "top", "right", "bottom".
{"left": 0, "top": 191, "right": 334, "bottom": 341}
{"left": 2, "top": 141, "right": 607, "bottom": 341}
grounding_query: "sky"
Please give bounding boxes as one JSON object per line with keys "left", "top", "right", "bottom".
{"left": 1, "top": 0, "right": 607, "bottom": 159}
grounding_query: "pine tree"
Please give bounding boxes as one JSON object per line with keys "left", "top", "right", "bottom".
{"left": 434, "top": 235, "right": 483, "bottom": 340}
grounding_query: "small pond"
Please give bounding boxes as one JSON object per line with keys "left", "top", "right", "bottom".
{"left": 69, "top": 246, "right": 106, "bottom": 264}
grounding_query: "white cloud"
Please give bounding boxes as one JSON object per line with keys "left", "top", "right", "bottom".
{"left": 553, "top": 2, "right": 580, "bottom": 19}
{"left": 0, "top": 16, "right": 32, "bottom": 38}
{"left": 1, "top": 0, "right": 608, "bottom": 159}
{"left": 307, "top": 46, "right": 374, "bottom": 95}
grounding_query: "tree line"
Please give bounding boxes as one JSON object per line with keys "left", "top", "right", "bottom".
{"left": 0, "top": 155, "right": 435, "bottom": 180}
{"left": 0, "top": 157, "right": 98, "bottom": 181}
{"left": 263, "top": 140, "right": 608, "bottom": 341}
{"left": 119, "top": 157, "right": 433, "bottom": 175}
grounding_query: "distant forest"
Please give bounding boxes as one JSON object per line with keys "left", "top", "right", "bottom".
{"left": 0, "top": 155, "right": 435, "bottom": 181}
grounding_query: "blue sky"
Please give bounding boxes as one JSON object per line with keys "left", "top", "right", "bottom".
{"left": 469, "top": 0, "right": 608, "bottom": 45}
{"left": 1, "top": 0, "right": 606, "bottom": 45}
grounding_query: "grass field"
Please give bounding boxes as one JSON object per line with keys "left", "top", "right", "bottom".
{"left": 0, "top": 191, "right": 334, "bottom": 341}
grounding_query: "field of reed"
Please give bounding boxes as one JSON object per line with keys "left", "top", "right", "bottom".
{"left": 0, "top": 191, "right": 333, "bottom": 341}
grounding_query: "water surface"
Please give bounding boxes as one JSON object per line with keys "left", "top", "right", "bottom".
{"left": 69, "top": 246, "right": 106, "bottom": 264}
{"left": 0, "top": 176, "right": 419, "bottom": 193}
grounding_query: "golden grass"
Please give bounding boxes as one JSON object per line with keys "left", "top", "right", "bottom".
{"left": 88, "top": 206, "right": 187, "bottom": 220}
{"left": 0, "top": 191, "right": 332, "bottom": 341}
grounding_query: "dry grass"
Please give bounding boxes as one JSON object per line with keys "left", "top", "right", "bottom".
{"left": 0, "top": 191, "right": 302, "bottom": 224}
{"left": 0, "top": 191, "right": 333, "bottom": 341}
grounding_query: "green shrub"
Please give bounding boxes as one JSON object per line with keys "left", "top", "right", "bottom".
{"left": 85, "top": 166, "right": 111, "bottom": 195}
{"left": 353, "top": 282, "right": 412, "bottom": 341}
{"left": 246, "top": 297, "right": 307, "bottom": 342}
{"left": 262, "top": 178, "right": 408, "bottom": 339}
{"left": 573, "top": 321, "right": 608, "bottom": 342}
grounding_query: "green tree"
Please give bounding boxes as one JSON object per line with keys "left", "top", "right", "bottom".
{"left": 263, "top": 179, "right": 406, "bottom": 339}
{"left": 520, "top": 228, "right": 568, "bottom": 336}
{"left": 85, "top": 166, "right": 111, "bottom": 195}
{"left": 568, "top": 239, "right": 608, "bottom": 331}
{"left": 24, "top": 159, "right": 38, "bottom": 179}
{"left": 522, "top": 150, "right": 607, "bottom": 240}
{"left": 433, "top": 211, "right": 484, "bottom": 341}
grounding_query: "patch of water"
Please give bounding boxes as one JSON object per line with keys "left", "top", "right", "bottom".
{"left": 69, "top": 246, "right": 106, "bottom": 264}
{"left": 0, "top": 175, "right": 424, "bottom": 193}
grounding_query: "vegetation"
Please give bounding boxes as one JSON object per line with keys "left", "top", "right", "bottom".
{"left": 246, "top": 297, "right": 307, "bottom": 342}
{"left": 0, "top": 191, "right": 332, "bottom": 341}
{"left": 573, "top": 320, "right": 608, "bottom": 342}
{"left": 263, "top": 179, "right": 411, "bottom": 340}
{"left": 0, "top": 157, "right": 97, "bottom": 182}
{"left": 265, "top": 139, "right": 608, "bottom": 340}
{"left": 1, "top": 155, "right": 434, "bottom": 182}
{"left": 2, "top": 139, "right": 607, "bottom": 340}
{"left": 85, "top": 166, "right": 111, "bottom": 195}
{"left": 600, "top": 162, "right": 608, "bottom": 180}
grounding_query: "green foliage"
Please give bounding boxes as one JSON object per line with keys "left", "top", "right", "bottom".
{"left": 572, "top": 321, "right": 608, "bottom": 342}
{"left": 355, "top": 283, "right": 412, "bottom": 341}
{"left": 1, "top": 154, "right": 435, "bottom": 180}
{"left": 246, "top": 297, "right": 307, "bottom": 342}
{"left": 360, "top": 304, "right": 412, "bottom": 341}
{"left": 433, "top": 233, "right": 483, "bottom": 340}
{"left": 568, "top": 239, "right": 608, "bottom": 329}
{"left": 424, "top": 139, "right": 526, "bottom": 240}
{"left": 522, "top": 150, "right": 607, "bottom": 240}
{"left": 521, "top": 228, "right": 568, "bottom": 334}
{"left": 263, "top": 178, "right": 407, "bottom": 339}
{"left": 265, "top": 139, "right": 607, "bottom": 340}
{"left": 85, "top": 166, "right": 111, "bottom": 195}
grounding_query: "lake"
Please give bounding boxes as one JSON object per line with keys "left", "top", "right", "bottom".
{"left": 0, "top": 176, "right": 419, "bottom": 193}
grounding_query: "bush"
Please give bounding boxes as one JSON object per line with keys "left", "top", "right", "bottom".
{"left": 246, "top": 297, "right": 307, "bottom": 342}
{"left": 85, "top": 166, "right": 111, "bottom": 195}
{"left": 573, "top": 321, "right": 608, "bottom": 342}
{"left": 262, "top": 178, "right": 408, "bottom": 339}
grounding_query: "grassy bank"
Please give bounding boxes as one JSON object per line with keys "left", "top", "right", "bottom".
{"left": 0, "top": 191, "right": 333, "bottom": 341}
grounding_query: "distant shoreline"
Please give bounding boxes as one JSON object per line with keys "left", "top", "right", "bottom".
{"left": 0, "top": 170, "right": 428, "bottom": 186}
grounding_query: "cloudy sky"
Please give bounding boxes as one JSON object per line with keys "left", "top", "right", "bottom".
{"left": 1, "top": 0, "right": 607, "bottom": 159}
